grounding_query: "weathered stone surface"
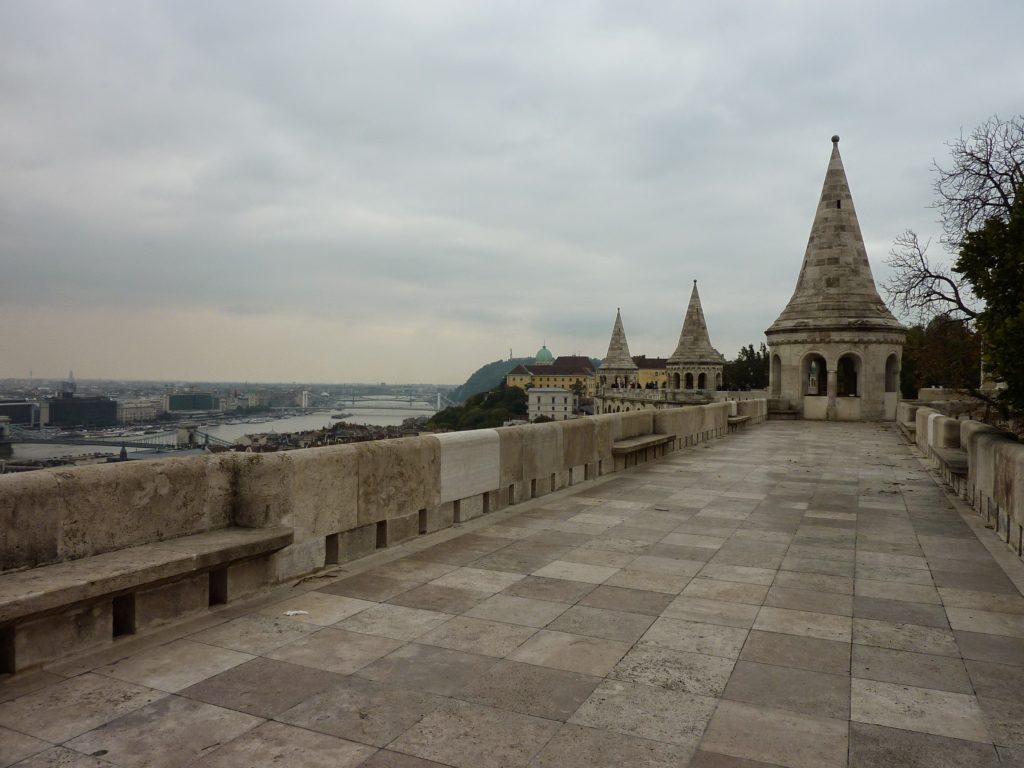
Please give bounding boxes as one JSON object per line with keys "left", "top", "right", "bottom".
{"left": 436, "top": 430, "right": 500, "bottom": 504}
{"left": 0, "top": 470, "right": 63, "bottom": 571}
{"left": 357, "top": 436, "right": 441, "bottom": 525}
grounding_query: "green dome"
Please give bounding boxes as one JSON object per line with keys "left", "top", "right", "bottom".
{"left": 534, "top": 345, "right": 554, "bottom": 364}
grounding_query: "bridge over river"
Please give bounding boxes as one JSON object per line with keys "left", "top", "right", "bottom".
{"left": 1, "top": 421, "right": 1020, "bottom": 766}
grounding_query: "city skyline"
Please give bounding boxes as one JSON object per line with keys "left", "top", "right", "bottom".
{"left": 3, "top": 2, "right": 1023, "bottom": 383}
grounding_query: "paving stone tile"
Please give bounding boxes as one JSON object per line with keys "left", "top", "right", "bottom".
{"left": 931, "top": 568, "right": 1019, "bottom": 594}
{"left": 569, "top": 679, "right": 715, "bottom": 749}
{"left": 854, "top": 579, "right": 941, "bottom": 605}
{"left": 0, "top": 725, "right": 48, "bottom": 767}
{"left": 335, "top": 604, "right": 452, "bottom": 641}
{"left": 318, "top": 573, "right": 419, "bottom": 602}
{"left": 94, "top": 640, "right": 253, "bottom": 693}
{"left": 0, "top": 673, "right": 165, "bottom": 744}
{"left": 64, "top": 696, "right": 262, "bottom": 768}
{"left": 187, "top": 615, "right": 319, "bottom": 655}
{"left": 389, "top": 698, "right": 560, "bottom": 768}
{"left": 387, "top": 584, "right": 489, "bottom": 613}
{"left": 472, "top": 543, "right": 571, "bottom": 573}
{"left": 688, "top": 750, "right": 788, "bottom": 767}
{"left": 698, "top": 563, "right": 777, "bottom": 586}
{"left": 464, "top": 594, "right": 569, "bottom": 627}
{"left": 180, "top": 657, "right": 344, "bottom": 718}
{"left": 956, "top": 630, "right": 1024, "bottom": 667}
{"left": 642, "top": 617, "right": 748, "bottom": 658}
{"left": 416, "top": 615, "right": 536, "bottom": 657}
{"left": 7, "top": 746, "right": 119, "bottom": 768}
{"left": 852, "top": 596, "right": 949, "bottom": 628}
{"left": 499, "top": 576, "right": 596, "bottom": 604}
{"left": 965, "top": 658, "right": 1024, "bottom": 701}
{"left": 258, "top": 592, "right": 374, "bottom": 626}
{"left": 508, "top": 629, "right": 629, "bottom": 676}
{"left": 851, "top": 618, "right": 962, "bottom": 659}
{"left": 848, "top": 721, "right": 999, "bottom": 768}
{"left": 628, "top": 555, "right": 705, "bottom": 576}
{"left": 664, "top": 596, "right": 760, "bottom": 628}
{"left": 682, "top": 578, "right": 768, "bottom": 606}
{"left": 772, "top": 570, "right": 853, "bottom": 594}
{"left": 778, "top": 555, "right": 853, "bottom": 577}
{"left": 752, "top": 606, "right": 851, "bottom": 642}
{"left": 611, "top": 643, "right": 734, "bottom": 696}
{"left": 739, "top": 630, "right": 850, "bottom": 675}
{"left": 190, "top": 721, "right": 375, "bottom": 767}
{"left": 277, "top": 675, "right": 444, "bottom": 747}
{"left": 265, "top": 626, "right": 403, "bottom": 673}
{"left": 366, "top": 558, "right": 458, "bottom": 583}
{"left": 430, "top": 567, "right": 525, "bottom": 594}
{"left": 546, "top": 605, "right": 654, "bottom": 643}
{"left": 940, "top": 587, "right": 1024, "bottom": 614}
{"left": 0, "top": 671, "right": 66, "bottom": 706}
{"left": 978, "top": 695, "right": 1024, "bottom": 746}
{"left": 854, "top": 564, "right": 935, "bottom": 585}
{"left": 576, "top": 584, "right": 674, "bottom": 616}
{"left": 699, "top": 698, "right": 848, "bottom": 768}
{"left": 603, "top": 569, "right": 690, "bottom": 593}
{"left": 530, "top": 560, "right": 619, "bottom": 584}
{"left": 764, "top": 586, "right": 853, "bottom": 616}
{"left": 356, "top": 643, "right": 496, "bottom": 696}
{"left": 530, "top": 723, "right": 696, "bottom": 768}
{"left": 560, "top": 547, "right": 636, "bottom": 568}
{"left": 662, "top": 532, "right": 728, "bottom": 549}
{"left": 947, "top": 607, "right": 1024, "bottom": 638}
{"left": 458, "top": 659, "right": 600, "bottom": 721}
{"left": 723, "top": 660, "right": 849, "bottom": 718}
{"left": 852, "top": 644, "right": 972, "bottom": 693}
{"left": 856, "top": 551, "right": 929, "bottom": 570}
{"left": 359, "top": 751, "right": 449, "bottom": 768}
{"left": 851, "top": 678, "right": 990, "bottom": 742}
{"left": 997, "top": 746, "right": 1024, "bottom": 767}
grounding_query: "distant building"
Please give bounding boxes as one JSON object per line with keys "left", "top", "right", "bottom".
{"left": 528, "top": 387, "right": 578, "bottom": 422}
{"left": 165, "top": 392, "right": 221, "bottom": 412}
{"left": 42, "top": 392, "right": 118, "bottom": 428}
{"left": 506, "top": 346, "right": 596, "bottom": 396}
{"left": 117, "top": 398, "right": 164, "bottom": 424}
{"left": 0, "top": 400, "right": 40, "bottom": 427}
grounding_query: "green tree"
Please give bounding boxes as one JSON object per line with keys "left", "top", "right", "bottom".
{"left": 427, "top": 382, "right": 527, "bottom": 431}
{"left": 899, "top": 319, "right": 982, "bottom": 399}
{"left": 955, "top": 186, "right": 1024, "bottom": 410}
{"left": 723, "top": 344, "right": 769, "bottom": 390}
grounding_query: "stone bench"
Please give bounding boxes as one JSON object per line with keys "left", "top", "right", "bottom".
{"left": 727, "top": 415, "right": 751, "bottom": 433}
{"left": 611, "top": 434, "right": 674, "bottom": 470}
{"left": 0, "top": 526, "right": 292, "bottom": 673}
{"left": 932, "top": 446, "right": 969, "bottom": 497}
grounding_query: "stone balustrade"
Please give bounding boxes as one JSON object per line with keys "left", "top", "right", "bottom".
{"left": 1, "top": 401, "right": 756, "bottom": 583}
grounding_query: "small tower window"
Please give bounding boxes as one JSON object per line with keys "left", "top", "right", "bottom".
{"left": 836, "top": 200, "right": 841, "bottom": 209}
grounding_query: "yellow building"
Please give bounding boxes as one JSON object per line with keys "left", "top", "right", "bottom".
{"left": 506, "top": 346, "right": 597, "bottom": 396}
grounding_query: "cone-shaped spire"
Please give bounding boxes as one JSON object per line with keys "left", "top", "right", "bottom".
{"left": 767, "top": 136, "right": 902, "bottom": 334}
{"left": 599, "top": 309, "right": 638, "bottom": 370}
{"left": 669, "top": 281, "right": 724, "bottom": 364}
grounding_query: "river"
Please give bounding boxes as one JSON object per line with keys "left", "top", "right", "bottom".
{"left": 5, "top": 408, "right": 436, "bottom": 463}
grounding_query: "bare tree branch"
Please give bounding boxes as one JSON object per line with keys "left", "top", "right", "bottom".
{"left": 884, "top": 229, "right": 978, "bottom": 322}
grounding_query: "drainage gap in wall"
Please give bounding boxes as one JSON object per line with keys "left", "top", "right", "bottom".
{"left": 112, "top": 594, "right": 136, "bottom": 638}
{"left": 508, "top": 484, "right": 515, "bottom": 504}
{"left": 209, "top": 568, "right": 228, "bottom": 606}
{"left": 376, "top": 521, "right": 388, "bottom": 549}
{"left": 0, "top": 626, "right": 13, "bottom": 675}
{"left": 482, "top": 493, "right": 490, "bottom": 514}
{"left": 418, "top": 509, "right": 428, "bottom": 535}
{"left": 530, "top": 479, "right": 537, "bottom": 498}
{"left": 325, "top": 533, "right": 340, "bottom": 566}
{"left": 550, "top": 473, "right": 556, "bottom": 492}
{"left": 453, "top": 500, "right": 462, "bottom": 524}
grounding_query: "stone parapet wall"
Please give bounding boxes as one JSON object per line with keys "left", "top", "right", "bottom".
{"left": 1, "top": 401, "right": 764, "bottom": 581}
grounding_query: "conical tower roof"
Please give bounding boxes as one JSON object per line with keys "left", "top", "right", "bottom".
{"left": 668, "top": 281, "right": 725, "bottom": 364}
{"left": 599, "top": 309, "right": 638, "bottom": 370}
{"left": 767, "top": 136, "right": 902, "bottom": 335}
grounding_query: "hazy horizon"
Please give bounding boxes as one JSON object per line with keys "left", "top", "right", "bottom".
{"left": 4, "top": 2, "right": 1023, "bottom": 384}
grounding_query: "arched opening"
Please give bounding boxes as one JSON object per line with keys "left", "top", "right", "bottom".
{"left": 715, "top": 372, "right": 722, "bottom": 390}
{"left": 802, "top": 353, "right": 827, "bottom": 396}
{"left": 685, "top": 373, "right": 694, "bottom": 390}
{"left": 837, "top": 353, "right": 860, "bottom": 396}
{"left": 771, "top": 355, "right": 782, "bottom": 396}
{"left": 885, "top": 354, "right": 899, "bottom": 393}
{"left": 672, "top": 372, "right": 681, "bottom": 390}
{"left": 697, "top": 373, "right": 707, "bottom": 390}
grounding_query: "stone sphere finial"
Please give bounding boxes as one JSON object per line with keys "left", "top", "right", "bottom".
{"left": 831, "top": 134, "right": 840, "bottom": 144}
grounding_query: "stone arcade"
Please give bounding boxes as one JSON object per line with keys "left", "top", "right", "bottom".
{"left": 766, "top": 136, "right": 905, "bottom": 421}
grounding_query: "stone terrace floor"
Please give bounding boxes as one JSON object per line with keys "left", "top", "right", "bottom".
{"left": 4, "top": 422, "right": 1024, "bottom": 767}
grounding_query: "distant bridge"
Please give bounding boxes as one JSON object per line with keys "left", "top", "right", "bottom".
{"left": 336, "top": 394, "right": 441, "bottom": 413}
{"left": 2, "top": 425, "right": 232, "bottom": 452}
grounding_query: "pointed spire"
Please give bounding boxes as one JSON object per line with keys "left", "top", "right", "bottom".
{"left": 668, "top": 281, "right": 724, "bottom": 364}
{"left": 599, "top": 308, "right": 638, "bottom": 370}
{"left": 768, "top": 136, "right": 902, "bottom": 334}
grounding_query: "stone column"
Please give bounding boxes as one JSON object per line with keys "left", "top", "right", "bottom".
{"left": 826, "top": 367, "right": 838, "bottom": 421}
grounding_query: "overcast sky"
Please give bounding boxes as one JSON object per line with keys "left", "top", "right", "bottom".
{"left": 2, "top": 1, "right": 1022, "bottom": 384}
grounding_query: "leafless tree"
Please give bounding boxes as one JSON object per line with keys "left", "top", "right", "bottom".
{"left": 884, "top": 229, "right": 977, "bottom": 322}
{"left": 885, "top": 115, "right": 1023, "bottom": 322}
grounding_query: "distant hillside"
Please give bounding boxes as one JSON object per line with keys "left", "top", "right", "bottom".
{"left": 451, "top": 358, "right": 533, "bottom": 403}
